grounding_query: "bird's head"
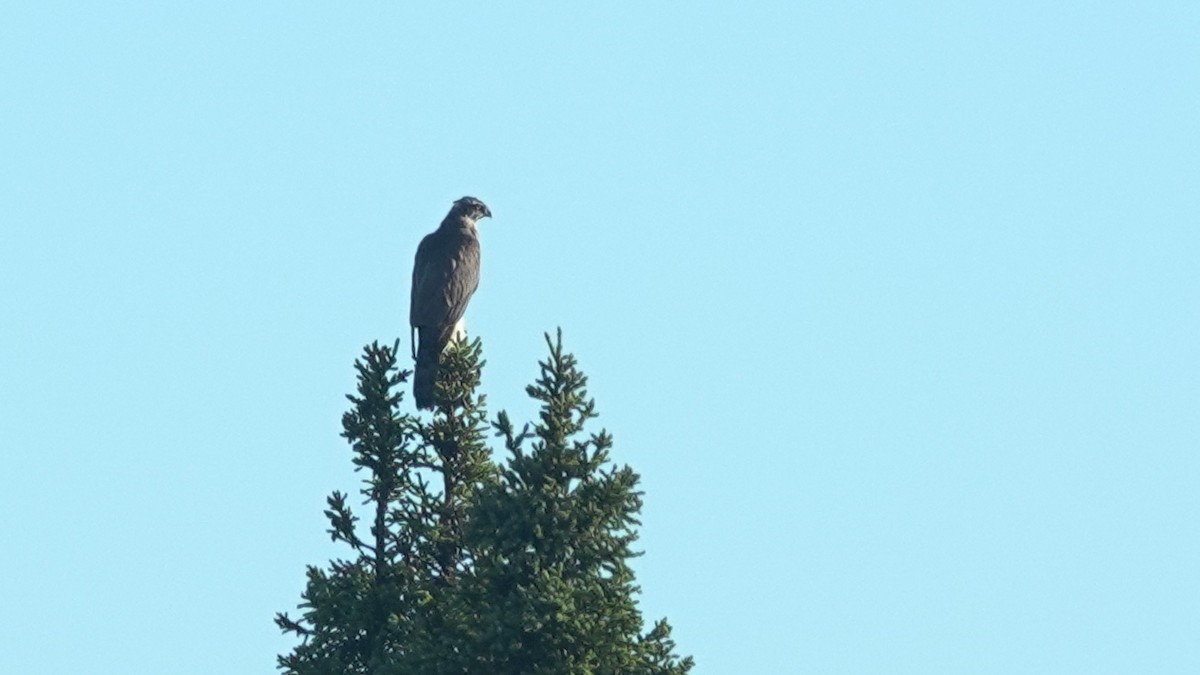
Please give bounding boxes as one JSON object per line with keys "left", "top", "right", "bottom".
{"left": 452, "top": 196, "right": 492, "bottom": 222}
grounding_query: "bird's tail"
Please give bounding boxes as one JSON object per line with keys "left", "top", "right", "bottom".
{"left": 413, "top": 327, "right": 440, "bottom": 410}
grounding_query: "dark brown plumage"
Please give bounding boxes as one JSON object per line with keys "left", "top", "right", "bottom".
{"left": 409, "top": 196, "right": 491, "bottom": 409}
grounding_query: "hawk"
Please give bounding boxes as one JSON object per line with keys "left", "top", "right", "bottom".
{"left": 409, "top": 196, "right": 492, "bottom": 409}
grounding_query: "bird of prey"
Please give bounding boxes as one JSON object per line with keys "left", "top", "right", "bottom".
{"left": 409, "top": 196, "right": 492, "bottom": 409}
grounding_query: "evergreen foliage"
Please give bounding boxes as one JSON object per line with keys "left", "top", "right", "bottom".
{"left": 277, "top": 333, "right": 691, "bottom": 674}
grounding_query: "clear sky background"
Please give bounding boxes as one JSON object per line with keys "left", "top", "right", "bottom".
{"left": 2, "top": 2, "right": 1197, "bottom": 673}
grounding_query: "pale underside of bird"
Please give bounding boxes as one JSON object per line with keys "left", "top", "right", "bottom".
{"left": 408, "top": 196, "right": 491, "bottom": 409}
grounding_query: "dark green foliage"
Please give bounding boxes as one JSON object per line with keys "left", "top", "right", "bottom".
{"left": 275, "top": 339, "right": 493, "bottom": 674}
{"left": 277, "top": 333, "right": 691, "bottom": 674}
{"left": 459, "top": 330, "right": 693, "bottom": 674}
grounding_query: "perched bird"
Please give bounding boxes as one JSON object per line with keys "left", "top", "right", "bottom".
{"left": 409, "top": 196, "right": 492, "bottom": 409}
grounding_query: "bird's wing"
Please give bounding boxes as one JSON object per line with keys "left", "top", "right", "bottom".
{"left": 410, "top": 230, "right": 480, "bottom": 331}
{"left": 410, "top": 233, "right": 436, "bottom": 328}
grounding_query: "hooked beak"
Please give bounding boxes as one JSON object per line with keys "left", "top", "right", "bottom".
{"left": 483, "top": 206, "right": 492, "bottom": 219}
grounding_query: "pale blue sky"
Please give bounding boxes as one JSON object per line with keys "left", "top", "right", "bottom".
{"left": 2, "top": 2, "right": 1197, "bottom": 673}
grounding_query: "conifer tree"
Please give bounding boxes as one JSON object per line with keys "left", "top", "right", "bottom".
{"left": 458, "top": 331, "right": 693, "bottom": 674}
{"left": 275, "top": 339, "right": 492, "bottom": 674}
{"left": 278, "top": 332, "right": 692, "bottom": 673}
